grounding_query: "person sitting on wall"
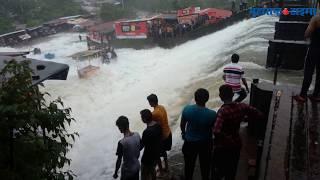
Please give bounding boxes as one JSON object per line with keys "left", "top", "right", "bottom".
{"left": 222, "top": 54, "right": 250, "bottom": 102}
{"left": 113, "top": 116, "right": 141, "bottom": 180}
{"left": 212, "top": 85, "right": 263, "bottom": 180}
{"left": 294, "top": 13, "right": 320, "bottom": 102}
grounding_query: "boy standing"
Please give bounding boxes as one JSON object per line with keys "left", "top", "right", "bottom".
{"left": 140, "top": 109, "right": 162, "bottom": 180}
{"left": 113, "top": 116, "right": 141, "bottom": 180}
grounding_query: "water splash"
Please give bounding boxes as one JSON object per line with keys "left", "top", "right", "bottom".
{"left": 0, "top": 15, "right": 278, "bottom": 179}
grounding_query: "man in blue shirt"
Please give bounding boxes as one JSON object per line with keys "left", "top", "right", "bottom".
{"left": 180, "top": 88, "right": 217, "bottom": 180}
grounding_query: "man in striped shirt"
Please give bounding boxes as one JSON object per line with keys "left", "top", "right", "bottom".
{"left": 223, "top": 54, "right": 249, "bottom": 102}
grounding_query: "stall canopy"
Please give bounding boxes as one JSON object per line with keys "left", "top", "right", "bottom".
{"left": 0, "top": 54, "right": 69, "bottom": 86}
{"left": 157, "top": 14, "right": 177, "bottom": 21}
{"left": 88, "top": 22, "right": 115, "bottom": 34}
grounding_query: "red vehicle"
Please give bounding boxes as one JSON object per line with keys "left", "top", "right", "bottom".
{"left": 199, "top": 8, "right": 233, "bottom": 24}
{"left": 177, "top": 6, "right": 201, "bottom": 25}
{"left": 177, "top": 7, "right": 232, "bottom": 25}
{"left": 114, "top": 19, "right": 151, "bottom": 39}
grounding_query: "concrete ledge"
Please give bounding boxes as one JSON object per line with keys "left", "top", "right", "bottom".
{"left": 266, "top": 40, "right": 308, "bottom": 70}
{"left": 275, "top": 21, "right": 308, "bottom": 41}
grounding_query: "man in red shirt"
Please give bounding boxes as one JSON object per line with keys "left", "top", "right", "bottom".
{"left": 212, "top": 85, "right": 263, "bottom": 180}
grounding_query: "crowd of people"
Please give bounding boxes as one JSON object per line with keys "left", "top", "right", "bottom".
{"left": 149, "top": 15, "right": 209, "bottom": 39}
{"left": 113, "top": 54, "right": 264, "bottom": 180}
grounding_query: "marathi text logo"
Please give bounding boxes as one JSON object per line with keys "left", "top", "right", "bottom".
{"left": 250, "top": 8, "right": 317, "bottom": 17}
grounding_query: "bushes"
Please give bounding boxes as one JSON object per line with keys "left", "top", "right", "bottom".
{"left": 100, "top": 3, "right": 134, "bottom": 21}
{"left": 0, "top": 17, "right": 14, "bottom": 34}
{"left": 0, "top": 0, "right": 83, "bottom": 34}
{"left": 0, "top": 60, "right": 78, "bottom": 180}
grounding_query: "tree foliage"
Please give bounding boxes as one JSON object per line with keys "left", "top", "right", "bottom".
{"left": 0, "top": 0, "right": 83, "bottom": 34}
{"left": 99, "top": 0, "right": 234, "bottom": 21}
{"left": 0, "top": 17, "right": 14, "bottom": 34}
{"left": 0, "top": 60, "right": 78, "bottom": 180}
{"left": 123, "top": 0, "right": 233, "bottom": 11}
{"left": 100, "top": 3, "right": 135, "bottom": 21}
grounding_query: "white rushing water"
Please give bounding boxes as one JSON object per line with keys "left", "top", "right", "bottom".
{"left": 0, "top": 15, "right": 278, "bottom": 179}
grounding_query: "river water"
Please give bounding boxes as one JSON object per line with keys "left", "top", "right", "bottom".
{"left": 0, "top": 15, "right": 304, "bottom": 179}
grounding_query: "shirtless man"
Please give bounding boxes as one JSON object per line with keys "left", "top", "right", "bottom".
{"left": 294, "top": 14, "right": 320, "bottom": 102}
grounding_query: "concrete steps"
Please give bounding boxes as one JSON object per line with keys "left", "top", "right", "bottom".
{"left": 265, "top": 8, "right": 312, "bottom": 70}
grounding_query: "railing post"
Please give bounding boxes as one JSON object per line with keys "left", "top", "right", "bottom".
{"left": 273, "top": 54, "right": 281, "bottom": 85}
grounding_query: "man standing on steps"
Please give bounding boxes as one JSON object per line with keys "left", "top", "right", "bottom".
{"left": 294, "top": 14, "right": 320, "bottom": 102}
{"left": 180, "top": 88, "right": 217, "bottom": 180}
{"left": 223, "top": 53, "right": 250, "bottom": 102}
{"left": 213, "top": 85, "right": 263, "bottom": 180}
{"left": 147, "top": 94, "right": 172, "bottom": 175}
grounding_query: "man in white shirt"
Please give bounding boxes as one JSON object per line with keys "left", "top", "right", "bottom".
{"left": 223, "top": 54, "right": 250, "bottom": 102}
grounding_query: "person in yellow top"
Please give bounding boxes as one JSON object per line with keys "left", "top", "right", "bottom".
{"left": 147, "top": 94, "right": 172, "bottom": 174}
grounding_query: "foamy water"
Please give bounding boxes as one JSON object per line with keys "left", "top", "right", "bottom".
{"left": 0, "top": 15, "right": 280, "bottom": 179}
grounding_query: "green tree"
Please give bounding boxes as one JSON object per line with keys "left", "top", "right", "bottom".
{"left": 0, "top": 60, "right": 78, "bottom": 180}
{"left": 100, "top": 3, "right": 134, "bottom": 21}
{"left": 0, "top": 17, "right": 14, "bottom": 34}
{"left": 0, "top": 0, "right": 84, "bottom": 34}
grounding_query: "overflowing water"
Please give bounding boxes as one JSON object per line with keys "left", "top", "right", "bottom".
{"left": 0, "top": 15, "right": 304, "bottom": 179}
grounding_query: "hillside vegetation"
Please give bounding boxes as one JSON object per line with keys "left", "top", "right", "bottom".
{"left": 100, "top": 0, "right": 236, "bottom": 21}
{"left": 0, "top": 0, "right": 83, "bottom": 34}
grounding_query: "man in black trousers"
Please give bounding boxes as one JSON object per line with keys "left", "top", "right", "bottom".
{"left": 180, "top": 88, "right": 217, "bottom": 180}
{"left": 294, "top": 14, "right": 320, "bottom": 102}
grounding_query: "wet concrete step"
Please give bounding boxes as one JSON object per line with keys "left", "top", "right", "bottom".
{"left": 266, "top": 39, "right": 309, "bottom": 70}
{"left": 258, "top": 84, "right": 300, "bottom": 180}
{"left": 256, "top": 82, "right": 320, "bottom": 180}
{"left": 307, "top": 100, "right": 320, "bottom": 180}
{"left": 289, "top": 99, "right": 320, "bottom": 180}
{"left": 288, "top": 97, "right": 308, "bottom": 180}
